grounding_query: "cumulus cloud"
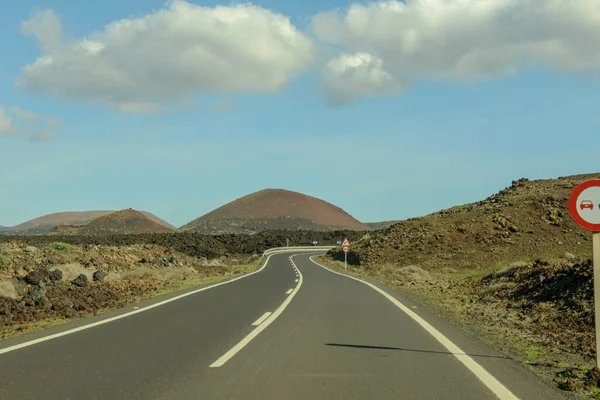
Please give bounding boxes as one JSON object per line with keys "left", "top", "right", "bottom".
{"left": 17, "top": 1, "right": 315, "bottom": 112}
{"left": 313, "top": 0, "right": 600, "bottom": 102}
{"left": 323, "top": 53, "right": 401, "bottom": 105}
{"left": 0, "top": 108, "right": 13, "bottom": 133}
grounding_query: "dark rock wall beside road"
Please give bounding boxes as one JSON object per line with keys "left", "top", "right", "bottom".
{"left": 0, "top": 230, "right": 368, "bottom": 259}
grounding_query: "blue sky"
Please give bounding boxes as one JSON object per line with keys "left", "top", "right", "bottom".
{"left": 1, "top": 0, "right": 599, "bottom": 227}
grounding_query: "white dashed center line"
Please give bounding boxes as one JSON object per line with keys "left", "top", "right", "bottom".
{"left": 251, "top": 312, "right": 272, "bottom": 326}
{"left": 286, "top": 288, "right": 293, "bottom": 295}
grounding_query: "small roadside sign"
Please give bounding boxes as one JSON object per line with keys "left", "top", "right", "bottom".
{"left": 569, "top": 179, "right": 600, "bottom": 368}
{"left": 336, "top": 240, "right": 342, "bottom": 245}
{"left": 341, "top": 238, "right": 351, "bottom": 271}
{"left": 312, "top": 240, "right": 318, "bottom": 245}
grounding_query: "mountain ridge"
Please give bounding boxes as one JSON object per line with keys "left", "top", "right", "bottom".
{"left": 180, "top": 188, "right": 370, "bottom": 234}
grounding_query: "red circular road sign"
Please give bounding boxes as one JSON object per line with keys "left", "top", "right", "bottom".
{"left": 343, "top": 246, "right": 350, "bottom": 253}
{"left": 569, "top": 179, "right": 600, "bottom": 232}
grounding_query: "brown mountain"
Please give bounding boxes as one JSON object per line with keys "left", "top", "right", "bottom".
{"left": 78, "top": 209, "right": 175, "bottom": 236}
{"left": 180, "top": 188, "right": 371, "bottom": 234}
{"left": 332, "top": 173, "right": 600, "bottom": 270}
{"left": 4, "top": 210, "right": 176, "bottom": 235}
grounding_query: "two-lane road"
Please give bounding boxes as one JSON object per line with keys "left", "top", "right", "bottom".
{"left": 0, "top": 251, "right": 567, "bottom": 399}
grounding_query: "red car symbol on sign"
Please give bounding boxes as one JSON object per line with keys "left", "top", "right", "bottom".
{"left": 580, "top": 200, "right": 594, "bottom": 211}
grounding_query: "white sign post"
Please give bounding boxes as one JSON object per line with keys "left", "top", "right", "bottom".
{"left": 569, "top": 179, "right": 600, "bottom": 368}
{"left": 342, "top": 238, "right": 351, "bottom": 271}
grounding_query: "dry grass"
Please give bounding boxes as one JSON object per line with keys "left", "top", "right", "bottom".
{"left": 492, "top": 261, "right": 529, "bottom": 278}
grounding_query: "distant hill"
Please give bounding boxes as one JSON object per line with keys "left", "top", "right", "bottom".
{"left": 365, "top": 221, "right": 401, "bottom": 230}
{"left": 330, "top": 173, "right": 600, "bottom": 270}
{"left": 78, "top": 209, "right": 175, "bottom": 236}
{"left": 3, "top": 210, "right": 176, "bottom": 235}
{"left": 180, "top": 188, "right": 371, "bottom": 234}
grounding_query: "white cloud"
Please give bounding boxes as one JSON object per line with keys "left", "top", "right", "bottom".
{"left": 17, "top": 1, "right": 315, "bottom": 112}
{"left": 0, "top": 107, "right": 13, "bottom": 133}
{"left": 322, "top": 52, "right": 401, "bottom": 105}
{"left": 10, "top": 106, "right": 60, "bottom": 126}
{"left": 313, "top": 0, "right": 600, "bottom": 102}
{"left": 0, "top": 106, "right": 60, "bottom": 141}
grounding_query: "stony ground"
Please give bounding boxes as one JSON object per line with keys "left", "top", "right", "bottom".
{"left": 0, "top": 241, "right": 261, "bottom": 339}
{"left": 0, "top": 230, "right": 367, "bottom": 259}
{"left": 331, "top": 174, "right": 600, "bottom": 271}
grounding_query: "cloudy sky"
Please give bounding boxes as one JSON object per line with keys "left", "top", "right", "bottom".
{"left": 1, "top": 0, "right": 599, "bottom": 227}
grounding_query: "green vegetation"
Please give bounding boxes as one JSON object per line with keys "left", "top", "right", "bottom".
{"left": 230, "top": 262, "right": 261, "bottom": 274}
{"left": 49, "top": 242, "right": 73, "bottom": 251}
{"left": 0, "top": 254, "right": 9, "bottom": 270}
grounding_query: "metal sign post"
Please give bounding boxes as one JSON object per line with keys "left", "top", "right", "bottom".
{"left": 342, "top": 238, "right": 351, "bottom": 271}
{"left": 569, "top": 179, "right": 600, "bottom": 368}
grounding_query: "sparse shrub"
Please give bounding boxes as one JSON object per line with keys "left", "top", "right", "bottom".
{"left": 49, "top": 242, "right": 73, "bottom": 251}
{"left": 493, "top": 261, "right": 528, "bottom": 278}
{"left": 361, "top": 233, "right": 372, "bottom": 242}
{"left": 480, "top": 282, "right": 516, "bottom": 296}
{"left": 0, "top": 254, "right": 9, "bottom": 270}
{"left": 395, "top": 265, "right": 432, "bottom": 282}
{"left": 564, "top": 252, "right": 577, "bottom": 261}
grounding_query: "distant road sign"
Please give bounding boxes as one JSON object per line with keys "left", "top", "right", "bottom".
{"left": 336, "top": 240, "right": 342, "bottom": 245}
{"left": 312, "top": 240, "right": 318, "bottom": 245}
{"left": 342, "top": 238, "right": 351, "bottom": 247}
{"left": 343, "top": 246, "right": 350, "bottom": 253}
{"left": 569, "top": 180, "right": 600, "bottom": 231}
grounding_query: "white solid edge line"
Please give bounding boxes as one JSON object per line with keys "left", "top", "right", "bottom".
{"left": 209, "top": 254, "right": 305, "bottom": 368}
{"left": 308, "top": 256, "right": 520, "bottom": 400}
{"left": 251, "top": 312, "right": 272, "bottom": 326}
{"left": 0, "top": 249, "right": 297, "bottom": 356}
{"left": 285, "top": 288, "right": 293, "bottom": 295}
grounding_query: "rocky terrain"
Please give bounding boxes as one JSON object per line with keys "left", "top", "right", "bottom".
{"left": 0, "top": 240, "right": 261, "bottom": 338}
{"left": 0, "top": 230, "right": 366, "bottom": 259}
{"left": 180, "top": 188, "right": 371, "bottom": 234}
{"left": 332, "top": 174, "right": 599, "bottom": 271}
{"left": 365, "top": 221, "right": 400, "bottom": 230}
{"left": 323, "top": 172, "right": 600, "bottom": 397}
{"left": 2, "top": 210, "right": 175, "bottom": 235}
{"left": 0, "top": 228, "right": 366, "bottom": 338}
{"left": 76, "top": 209, "right": 175, "bottom": 236}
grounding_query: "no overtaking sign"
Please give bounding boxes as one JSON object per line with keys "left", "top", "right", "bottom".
{"left": 569, "top": 179, "right": 600, "bottom": 231}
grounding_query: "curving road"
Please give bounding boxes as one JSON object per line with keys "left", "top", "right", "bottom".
{"left": 0, "top": 251, "right": 567, "bottom": 400}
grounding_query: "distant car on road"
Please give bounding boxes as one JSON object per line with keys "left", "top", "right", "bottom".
{"left": 580, "top": 200, "right": 594, "bottom": 210}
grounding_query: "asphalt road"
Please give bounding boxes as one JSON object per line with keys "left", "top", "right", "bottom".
{"left": 0, "top": 251, "right": 568, "bottom": 400}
